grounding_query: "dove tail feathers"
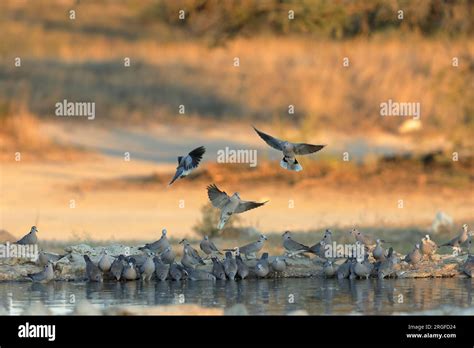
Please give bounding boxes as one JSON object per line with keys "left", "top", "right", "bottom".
{"left": 168, "top": 168, "right": 184, "bottom": 186}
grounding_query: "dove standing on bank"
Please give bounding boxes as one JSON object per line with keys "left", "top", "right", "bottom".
{"left": 180, "top": 239, "right": 205, "bottom": 266}
{"left": 421, "top": 234, "right": 437, "bottom": 260}
{"left": 110, "top": 255, "right": 126, "bottom": 281}
{"left": 271, "top": 257, "right": 287, "bottom": 275}
{"left": 37, "top": 250, "right": 66, "bottom": 266}
{"left": 323, "top": 260, "right": 336, "bottom": 278}
{"left": 98, "top": 249, "right": 114, "bottom": 272}
{"left": 349, "top": 228, "right": 376, "bottom": 247}
{"left": 211, "top": 256, "right": 227, "bottom": 280}
{"left": 16, "top": 226, "right": 38, "bottom": 245}
{"left": 377, "top": 247, "right": 397, "bottom": 279}
{"left": 337, "top": 259, "right": 351, "bottom": 279}
{"left": 27, "top": 262, "right": 54, "bottom": 283}
{"left": 253, "top": 126, "right": 325, "bottom": 171}
{"left": 404, "top": 244, "right": 422, "bottom": 268}
{"left": 235, "top": 249, "right": 250, "bottom": 279}
{"left": 154, "top": 256, "right": 170, "bottom": 281}
{"left": 223, "top": 251, "right": 238, "bottom": 280}
{"left": 439, "top": 224, "right": 470, "bottom": 254}
{"left": 309, "top": 240, "right": 329, "bottom": 260}
{"left": 159, "top": 246, "right": 176, "bottom": 264}
{"left": 139, "top": 228, "right": 170, "bottom": 254}
{"left": 200, "top": 236, "right": 222, "bottom": 258}
{"left": 372, "top": 239, "right": 386, "bottom": 262}
{"left": 282, "top": 231, "right": 310, "bottom": 257}
{"left": 183, "top": 266, "right": 216, "bottom": 281}
{"left": 354, "top": 255, "right": 374, "bottom": 279}
{"left": 168, "top": 146, "right": 206, "bottom": 186}
{"left": 84, "top": 255, "right": 103, "bottom": 282}
{"left": 207, "top": 184, "right": 268, "bottom": 230}
{"left": 232, "top": 235, "right": 268, "bottom": 259}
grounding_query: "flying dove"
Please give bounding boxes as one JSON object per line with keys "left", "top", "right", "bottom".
{"left": 372, "top": 239, "right": 386, "bottom": 262}
{"left": 84, "top": 255, "right": 103, "bottom": 282}
{"left": 154, "top": 256, "right": 170, "bottom": 281}
{"left": 159, "top": 246, "right": 176, "bottom": 264}
{"left": 207, "top": 184, "right": 268, "bottom": 230}
{"left": 255, "top": 252, "right": 270, "bottom": 278}
{"left": 323, "top": 260, "right": 336, "bottom": 278}
{"left": 122, "top": 260, "right": 139, "bottom": 281}
{"left": 439, "top": 224, "right": 470, "bottom": 254}
{"left": 180, "top": 239, "right": 205, "bottom": 266}
{"left": 420, "top": 234, "right": 437, "bottom": 260}
{"left": 168, "top": 146, "right": 206, "bottom": 186}
{"left": 170, "top": 263, "right": 186, "bottom": 281}
{"left": 200, "top": 236, "right": 222, "bottom": 257}
{"left": 98, "top": 249, "right": 114, "bottom": 272}
{"left": 183, "top": 266, "right": 216, "bottom": 281}
{"left": 27, "top": 262, "right": 54, "bottom": 283}
{"left": 138, "top": 251, "right": 156, "bottom": 281}
{"left": 349, "top": 228, "right": 376, "bottom": 247}
{"left": 223, "top": 251, "right": 238, "bottom": 280}
{"left": 37, "top": 250, "right": 66, "bottom": 266}
{"left": 235, "top": 249, "right": 250, "bottom": 279}
{"left": 403, "top": 244, "right": 422, "bottom": 267}
{"left": 16, "top": 226, "right": 38, "bottom": 245}
{"left": 232, "top": 235, "right": 267, "bottom": 259}
{"left": 282, "top": 231, "right": 310, "bottom": 257}
{"left": 110, "top": 255, "right": 126, "bottom": 281}
{"left": 211, "top": 256, "right": 227, "bottom": 280}
{"left": 253, "top": 126, "right": 325, "bottom": 171}
{"left": 271, "top": 257, "right": 287, "bottom": 274}
{"left": 139, "top": 228, "right": 170, "bottom": 254}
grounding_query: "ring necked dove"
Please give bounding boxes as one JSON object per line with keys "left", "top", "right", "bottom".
{"left": 439, "top": 224, "right": 470, "bottom": 253}
{"left": 323, "top": 260, "right": 335, "bottom": 278}
{"left": 37, "top": 250, "right": 66, "bottom": 266}
{"left": 421, "top": 234, "right": 437, "bottom": 260}
{"left": 354, "top": 255, "right": 374, "bottom": 279}
{"left": 271, "top": 257, "right": 287, "bottom": 273}
{"left": 211, "top": 256, "right": 227, "bottom": 280}
{"left": 403, "top": 244, "right": 422, "bottom": 267}
{"left": 170, "top": 263, "right": 186, "bottom": 281}
{"left": 377, "top": 247, "right": 397, "bottom": 279}
{"left": 180, "top": 239, "right": 205, "bottom": 266}
{"left": 153, "top": 256, "right": 170, "bottom": 281}
{"left": 98, "top": 249, "right": 114, "bottom": 272}
{"left": 27, "top": 262, "right": 54, "bottom": 283}
{"left": 255, "top": 252, "right": 270, "bottom": 278}
{"left": 16, "top": 226, "right": 38, "bottom": 245}
{"left": 110, "top": 255, "right": 126, "bottom": 280}
{"left": 139, "top": 228, "right": 170, "bottom": 254}
{"left": 159, "top": 246, "right": 176, "bottom": 264}
{"left": 336, "top": 259, "right": 351, "bottom": 279}
{"left": 168, "top": 146, "right": 206, "bottom": 186}
{"left": 207, "top": 184, "right": 268, "bottom": 230}
{"left": 84, "top": 255, "right": 103, "bottom": 282}
{"left": 139, "top": 251, "right": 155, "bottom": 281}
{"left": 372, "top": 239, "right": 386, "bottom": 262}
{"left": 309, "top": 240, "right": 329, "bottom": 259}
{"left": 349, "top": 228, "right": 376, "bottom": 247}
{"left": 232, "top": 235, "right": 267, "bottom": 259}
{"left": 200, "top": 236, "right": 222, "bottom": 257}
{"left": 253, "top": 126, "right": 325, "bottom": 171}
{"left": 235, "top": 249, "right": 249, "bottom": 279}
{"left": 282, "top": 231, "right": 310, "bottom": 257}
{"left": 122, "top": 260, "right": 139, "bottom": 281}
{"left": 223, "top": 251, "right": 238, "bottom": 280}
{"left": 183, "top": 266, "right": 216, "bottom": 281}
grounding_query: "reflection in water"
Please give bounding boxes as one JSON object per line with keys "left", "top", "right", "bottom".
{"left": 0, "top": 278, "right": 472, "bottom": 315}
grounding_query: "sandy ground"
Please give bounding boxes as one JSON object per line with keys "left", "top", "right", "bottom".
{"left": 1, "top": 151, "right": 472, "bottom": 242}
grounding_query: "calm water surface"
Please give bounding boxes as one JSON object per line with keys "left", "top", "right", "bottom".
{"left": 0, "top": 278, "right": 472, "bottom": 315}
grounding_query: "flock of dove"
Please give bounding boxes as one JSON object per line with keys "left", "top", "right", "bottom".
{"left": 14, "top": 126, "right": 473, "bottom": 282}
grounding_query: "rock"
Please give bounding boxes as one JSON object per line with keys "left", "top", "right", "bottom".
{"left": 224, "top": 304, "right": 248, "bottom": 315}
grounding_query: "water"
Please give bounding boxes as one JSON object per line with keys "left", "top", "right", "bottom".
{"left": 0, "top": 278, "right": 472, "bottom": 315}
